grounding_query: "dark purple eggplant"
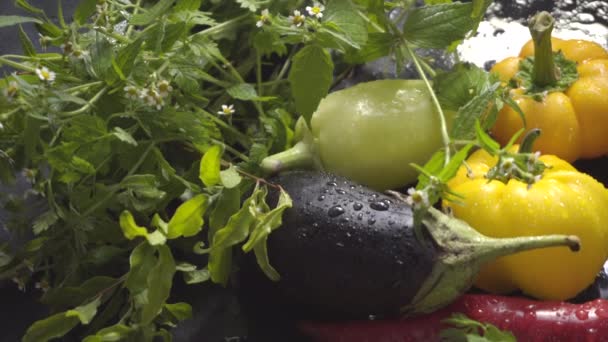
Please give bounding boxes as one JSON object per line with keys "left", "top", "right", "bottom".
{"left": 237, "top": 171, "right": 580, "bottom": 320}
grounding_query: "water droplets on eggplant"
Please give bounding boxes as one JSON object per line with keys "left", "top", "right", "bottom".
{"left": 370, "top": 200, "right": 390, "bottom": 211}
{"left": 317, "top": 195, "right": 325, "bottom": 201}
{"left": 335, "top": 188, "right": 346, "bottom": 195}
{"left": 353, "top": 203, "right": 363, "bottom": 211}
{"left": 328, "top": 205, "right": 346, "bottom": 218}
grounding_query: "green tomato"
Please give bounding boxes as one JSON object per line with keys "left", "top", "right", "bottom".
{"left": 262, "top": 79, "right": 450, "bottom": 190}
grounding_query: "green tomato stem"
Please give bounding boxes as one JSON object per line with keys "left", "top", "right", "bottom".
{"left": 530, "top": 11, "right": 558, "bottom": 87}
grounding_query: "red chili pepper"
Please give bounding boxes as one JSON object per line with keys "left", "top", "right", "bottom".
{"left": 298, "top": 294, "right": 608, "bottom": 342}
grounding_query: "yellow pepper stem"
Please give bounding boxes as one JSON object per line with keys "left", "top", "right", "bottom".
{"left": 530, "top": 11, "right": 559, "bottom": 87}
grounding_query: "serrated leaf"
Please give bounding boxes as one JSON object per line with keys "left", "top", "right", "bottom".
{"left": 90, "top": 37, "right": 116, "bottom": 84}
{"left": 434, "top": 63, "right": 491, "bottom": 111}
{"left": 141, "top": 245, "right": 175, "bottom": 324}
{"left": 227, "top": 83, "right": 256, "bottom": 100}
{"left": 74, "top": 0, "right": 97, "bottom": 25}
{"left": 403, "top": 2, "right": 477, "bottom": 49}
{"left": 450, "top": 83, "right": 500, "bottom": 140}
{"left": 288, "top": 45, "right": 334, "bottom": 124}
{"left": 344, "top": 32, "right": 394, "bottom": 64}
{"left": 116, "top": 38, "right": 143, "bottom": 78}
{"left": 18, "top": 25, "right": 36, "bottom": 56}
{"left": 0, "top": 15, "right": 41, "bottom": 28}
{"left": 113, "top": 127, "right": 138, "bottom": 146}
{"left": 220, "top": 165, "right": 242, "bottom": 188}
{"left": 161, "top": 22, "right": 187, "bottom": 52}
{"left": 66, "top": 297, "right": 101, "bottom": 325}
{"left": 130, "top": 0, "right": 175, "bottom": 25}
{"left": 33, "top": 210, "right": 59, "bottom": 235}
{"left": 167, "top": 194, "right": 209, "bottom": 239}
{"left": 323, "top": 0, "right": 369, "bottom": 49}
{"left": 199, "top": 145, "right": 222, "bottom": 187}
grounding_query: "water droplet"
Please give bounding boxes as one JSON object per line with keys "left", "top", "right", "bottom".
{"left": 395, "top": 260, "right": 404, "bottom": 265}
{"left": 357, "top": 213, "right": 363, "bottom": 220}
{"left": 323, "top": 188, "right": 330, "bottom": 194}
{"left": 336, "top": 242, "right": 344, "bottom": 247}
{"left": 368, "top": 314, "right": 377, "bottom": 321}
{"left": 317, "top": 195, "right": 325, "bottom": 201}
{"left": 575, "top": 309, "right": 589, "bottom": 321}
{"left": 368, "top": 218, "right": 376, "bottom": 225}
{"left": 306, "top": 201, "right": 312, "bottom": 206}
{"left": 346, "top": 232, "right": 352, "bottom": 238}
{"left": 312, "top": 223, "right": 319, "bottom": 229}
{"left": 370, "top": 200, "right": 390, "bottom": 211}
{"left": 328, "top": 205, "right": 345, "bottom": 217}
{"left": 388, "top": 220, "right": 395, "bottom": 226}
{"left": 340, "top": 217, "right": 350, "bottom": 224}
{"left": 335, "top": 188, "right": 346, "bottom": 195}
{"left": 353, "top": 203, "right": 363, "bottom": 211}
{"left": 326, "top": 181, "right": 337, "bottom": 187}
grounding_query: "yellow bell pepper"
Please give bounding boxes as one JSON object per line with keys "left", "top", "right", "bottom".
{"left": 443, "top": 147, "right": 608, "bottom": 301}
{"left": 490, "top": 12, "right": 608, "bottom": 162}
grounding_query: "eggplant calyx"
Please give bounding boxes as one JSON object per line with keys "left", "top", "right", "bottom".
{"left": 400, "top": 207, "right": 580, "bottom": 316}
{"left": 260, "top": 117, "right": 322, "bottom": 174}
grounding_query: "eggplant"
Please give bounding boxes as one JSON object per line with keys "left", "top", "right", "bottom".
{"left": 238, "top": 171, "right": 580, "bottom": 320}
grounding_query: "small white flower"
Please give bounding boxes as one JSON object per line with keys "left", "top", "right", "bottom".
{"left": 405, "top": 188, "right": 429, "bottom": 209}
{"left": 218, "top": 104, "right": 235, "bottom": 116}
{"left": 499, "top": 157, "right": 516, "bottom": 173}
{"left": 35, "top": 67, "right": 56, "bottom": 84}
{"left": 140, "top": 88, "right": 164, "bottom": 110}
{"left": 157, "top": 80, "right": 173, "bottom": 98}
{"left": 3, "top": 81, "right": 19, "bottom": 101}
{"left": 288, "top": 10, "right": 306, "bottom": 28}
{"left": 306, "top": 3, "right": 325, "bottom": 19}
{"left": 124, "top": 85, "right": 139, "bottom": 100}
{"left": 12, "top": 277, "right": 25, "bottom": 292}
{"left": 256, "top": 9, "right": 270, "bottom": 28}
{"left": 71, "top": 49, "right": 89, "bottom": 60}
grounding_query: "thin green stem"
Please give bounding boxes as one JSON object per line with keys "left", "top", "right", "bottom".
{"left": 211, "top": 138, "right": 250, "bottom": 162}
{"left": 403, "top": 41, "right": 451, "bottom": 166}
{"left": 126, "top": 0, "right": 143, "bottom": 38}
{"left": 60, "top": 86, "right": 108, "bottom": 117}
{"left": 256, "top": 51, "right": 263, "bottom": 97}
{"left": 268, "top": 46, "right": 297, "bottom": 94}
{"left": 192, "top": 13, "right": 250, "bottom": 39}
{"left": 0, "top": 57, "right": 36, "bottom": 72}
{"left": 63, "top": 81, "right": 105, "bottom": 94}
{"left": 198, "top": 109, "right": 252, "bottom": 146}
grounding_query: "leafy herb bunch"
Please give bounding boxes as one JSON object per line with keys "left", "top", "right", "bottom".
{"left": 0, "top": 0, "right": 512, "bottom": 340}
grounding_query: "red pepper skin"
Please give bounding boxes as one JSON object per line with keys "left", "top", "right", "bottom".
{"left": 298, "top": 294, "right": 608, "bottom": 342}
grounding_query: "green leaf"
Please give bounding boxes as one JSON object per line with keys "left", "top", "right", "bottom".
{"left": 167, "top": 194, "right": 209, "bottom": 239}
{"left": 227, "top": 83, "right": 272, "bottom": 101}
{"left": 174, "top": 0, "right": 203, "bottom": 11}
{"left": 344, "top": 32, "right": 394, "bottom": 64}
{"left": 440, "top": 313, "right": 516, "bottom": 342}
{"left": 323, "top": 0, "right": 369, "bottom": 49}
{"left": 183, "top": 267, "right": 211, "bottom": 284}
{"left": 18, "top": 25, "right": 36, "bottom": 57}
{"left": 220, "top": 165, "right": 242, "bottom": 188}
{"left": 161, "top": 22, "right": 187, "bottom": 52}
{"left": 517, "top": 52, "right": 579, "bottom": 94}
{"left": 164, "top": 302, "right": 193, "bottom": 321}
{"left": 416, "top": 149, "right": 447, "bottom": 190}
{"left": 208, "top": 188, "right": 258, "bottom": 285}
{"left": 66, "top": 297, "right": 102, "bottom": 325}
{"left": 0, "top": 15, "right": 41, "bottom": 28}
{"left": 242, "top": 187, "right": 292, "bottom": 253}
{"left": 434, "top": 63, "right": 491, "bottom": 111}
{"left": 82, "top": 324, "right": 134, "bottom": 342}
{"left": 403, "top": 2, "right": 477, "bottom": 49}
{"left": 113, "top": 127, "right": 138, "bottom": 146}
{"left": 74, "top": 0, "right": 97, "bottom": 25}
{"left": 199, "top": 145, "right": 222, "bottom": 187}
{"left": 90, "top": 37, "right": 116, "bottom": 84}
{"left": 116, "top": 38, "right": 143, "bottom": 78}
{"left": 288, "top": 45, "right": 334, "bottom": 124}
{"left": 22, "top": 313, "right": 80, "bottom": 342}
{"left": 119, "top": 211, "right": 166, "bottom": 245}
{"left": 235, "top": 0, "right": 262, "bottom": 11}
{"left": 475, "top": 120, "right": 501, "bottom": 153}
{"left": 125, "top": 242, "right": 156, "bottom": 294}
{"left": 32, "top": 210, "right": 59, "bottom": 235}
{"left": 438, "top": 144, "right": 474, "bottom": 183}
{"left": 130, "top": 0, "right": 175, "bottom": 25}
{"left": 450, "top": 82, "right": 501, "bottom": 140}
{"left": 141, "top": 245, "right": 175, "bottom": 324}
